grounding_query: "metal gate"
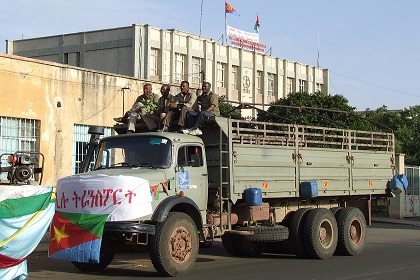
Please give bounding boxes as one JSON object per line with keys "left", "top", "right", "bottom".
{"left": 405, "top": 166, "right": 420, "bottom": 217}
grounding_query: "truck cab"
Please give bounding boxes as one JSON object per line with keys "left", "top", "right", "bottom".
{"left": 91, "top": 132, "right": 209, "bottom": 220}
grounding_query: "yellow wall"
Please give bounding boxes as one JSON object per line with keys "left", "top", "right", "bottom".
{"left": 0, "top": 54, "right": 165, "bottom": 186}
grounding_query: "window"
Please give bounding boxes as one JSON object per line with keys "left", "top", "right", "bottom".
{"left": 76, "top": 52, "right": 80, "bottom": 67}
{"left": 267, "top": 73, "right": 274, "bottom": 97}
{"left": 231, "top": 66, "right": 239, "bottom": 90}
{"left": 150, "top": 48, "right": 159, "bottom": 77}
{"left": 175, "top": 53, "right": 185, "bottom": 82}
{"left": 299, "top": 79, "right": 305, "bottom": 92}
{"left": 316, "top": 83, "right": 322, "bottom": 92}
{"left": 192, "top": 57, "right": 202, "bottom": 84}
{"left": 287, "top": 78, "right": 294, "bottom": 94}
{"left": 217, "top": 62, "right": 225, "bottom": 88}
{"left": 0, "top": 117, "right": 40, "bottom": 180}
{"left": 256, "top": 71, "right": 262, "bottom": 94}
{"left": 63, "top": 53, "right": 69, "bottom": 64}
{"left": 177, "top": 145, "right": 203, "bottom": 167}
{"left": 95, "top": 135, "right": 172, "bottom": 170}
{"left": 72, "top": 125, "right": 111, "bottom": 174}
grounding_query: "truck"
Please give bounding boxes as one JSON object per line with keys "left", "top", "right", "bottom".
{"left": 65, "top": 115, "right": 406, "bottom": 276}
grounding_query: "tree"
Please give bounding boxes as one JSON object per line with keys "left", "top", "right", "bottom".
{"left": 218, "top": 95, "right": 242, "bottom": 119}
{"left": 362, "top": 105, "right": 420, "bottom": 166}
{"left": 257, "top": 92, "right": 375, "bottom": 131}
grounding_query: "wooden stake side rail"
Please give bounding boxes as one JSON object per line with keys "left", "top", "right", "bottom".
{"left": 230, "top": 119, "right": 394, "bottom": 152}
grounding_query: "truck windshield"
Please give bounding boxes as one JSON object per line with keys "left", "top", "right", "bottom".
{"left": 94, "top": 136, "right": 172, "bottom": 170}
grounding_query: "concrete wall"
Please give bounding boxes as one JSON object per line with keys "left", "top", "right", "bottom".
{"left": 0, "top": 54, "right": 166, "bottom": 186}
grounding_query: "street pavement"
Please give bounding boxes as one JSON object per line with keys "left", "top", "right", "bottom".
{"left": 34, "top": 216, "right": 420, "bottom": 254}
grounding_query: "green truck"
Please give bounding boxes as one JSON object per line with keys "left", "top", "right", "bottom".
{"left": 70, "top": 116, "right": 405, "bottom": 276}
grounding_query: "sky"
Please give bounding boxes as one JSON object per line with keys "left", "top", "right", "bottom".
{"left": 1, "top": 0, "right": 420, "bottom": 111}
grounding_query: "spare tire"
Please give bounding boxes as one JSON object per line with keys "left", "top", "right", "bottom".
{"left": 232, "top": 225, "right": 289, "bottom": 242}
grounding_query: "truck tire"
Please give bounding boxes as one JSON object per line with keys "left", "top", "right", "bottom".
{"left": 234, "top": 226, "right": 289, "bottom": 242}
{"left": 221, "top": 232, "right": 241, "bottom": 256}
{"left": 71, "top": 245, "right": 114, "bottom": 272}
{"left": 330, "top": 207, "right": 343, "bottom": 217}
{"left": 336, "top": 207, "right": 366, "bottom": 256}
{"left": 289, "top": 208, "right": 311, "bottom": 258}
{"left": 149, "top": 212, "right": 199, "bottom": 277}
{"left": 303, "top": 208, "right": 338, "bottom": 259}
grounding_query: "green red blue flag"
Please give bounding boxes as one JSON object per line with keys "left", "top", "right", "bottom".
{"left": 225, "top": 2, "right": 240, "bottom": 16}
{"left": 49, "top": 211, "right": 108, "bottom": 262}
{"left": 254, "top": 14, "right": 261, "bottom": 33}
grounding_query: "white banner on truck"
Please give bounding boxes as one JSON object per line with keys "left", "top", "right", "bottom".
{"left": 56, "top": 174, "right": 153, "bottom": 221}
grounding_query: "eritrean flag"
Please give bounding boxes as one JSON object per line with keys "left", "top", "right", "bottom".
{"left": 0, "top": 185, "right": 55, "bottom": 280}
{"left": 49, "top": 212, "right": 108, "bottom": 263}
{"left": 225, "top": 2, "right": 240, "bottom": 16}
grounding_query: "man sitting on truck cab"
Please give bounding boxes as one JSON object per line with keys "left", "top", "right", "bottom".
{"left": 183, "top": 82, "right": 220, "bottom": 136}
{"left": 160, "top": 80, "right": 197, "bottom": 132}
{"left": 142, "top": 84, "right": 175, "bottom": 132}
{"left": 113, "top": 83, "right": 160, "bottom": 133}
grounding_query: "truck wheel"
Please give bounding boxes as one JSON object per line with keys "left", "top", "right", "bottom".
{"left": 336, "top": 207, "right": 366, "bottom": 256}
{"left": 221, "top": 232, "right": 241, "bottom": 256}
{"left": 289, "top": 208, "right": 311, "bottom": 258}
{"left": 149, "top": 212, "right": 199, "bottom": 277}
{"left": 71, "top": 247, "right": 114, "bottom": 272}
{"left": 303, "top": 208, "right": 338, "bottom": 259}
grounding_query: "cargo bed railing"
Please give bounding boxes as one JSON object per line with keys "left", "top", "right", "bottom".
{"left": 230, "top": 119, "right": 394, "bottom": 152}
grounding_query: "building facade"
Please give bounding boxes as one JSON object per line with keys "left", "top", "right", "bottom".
{"left": 7, "top": 24, "right": 329, "bottom": 118}
{"left": 0, "top": 54, "right": 166, "bottom": 186}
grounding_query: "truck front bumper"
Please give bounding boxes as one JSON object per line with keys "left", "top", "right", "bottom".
{"left": 104, "top": 222, "right": 155, "bottom": 235}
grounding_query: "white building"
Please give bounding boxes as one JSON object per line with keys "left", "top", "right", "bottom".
{"left": 6, "top": 24, "right": 329, "bottom": 118}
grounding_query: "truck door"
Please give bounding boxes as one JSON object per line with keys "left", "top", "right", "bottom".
{"left": 176, "top": 145, "right": 208, "bottom": 210}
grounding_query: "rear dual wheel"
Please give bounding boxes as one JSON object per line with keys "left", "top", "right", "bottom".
{"left": 303, "top": 208, "right": 338, "bottom": 259}
{"left": 336, "top": 207, "right": 366, "bottom": 256}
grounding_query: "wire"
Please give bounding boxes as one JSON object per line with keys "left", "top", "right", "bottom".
{"left": 330, "top": 70, "right": 420, "bottom": 98}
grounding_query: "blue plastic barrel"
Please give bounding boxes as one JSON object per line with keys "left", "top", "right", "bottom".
{"left": 245, "top": 188, "right": 262, "bottom": 206}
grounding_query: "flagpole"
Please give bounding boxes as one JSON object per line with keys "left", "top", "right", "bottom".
{"left": 317, "top": 33, "right": 320, "bottom": 68}
{"left": 200, "top": 0, "right": 204, "bottom": 82}
{"left": 224, "top": 1, "right": 227, "bottom": 45}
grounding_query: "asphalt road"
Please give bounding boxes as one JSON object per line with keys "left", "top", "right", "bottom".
{"left": 27, "top": 221, "right": 420, "bottom": 280}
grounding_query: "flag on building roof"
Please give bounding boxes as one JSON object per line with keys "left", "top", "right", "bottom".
{"left": 49, "top": 211, "right": 108, "bottom": 263}
{"left": 254, "top": 13, "right": 261, "bottom": 33}
{"left": 0, "top": 186, "right": 55, "bottom": 280}
{"left": 225, "top": 2, "right": 240, "bottom": 16}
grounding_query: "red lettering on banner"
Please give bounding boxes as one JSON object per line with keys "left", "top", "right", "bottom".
{"left": 72, "top": 191, "right": 82, "bottom": 208}
{"left": 102, "top": 189, "right": 113, "bottom": 205}
{"left": 81, "top": 190, "right": 90, "bottom": 208}
{"left": 125, "top": 190, "right": 136, "bottom": 203}
{"left": 58, "top": 188, "right": 137, "bottom": 209}
{"left": 56, "top": 192, "right": 69, "bottom": 209}
{"left": 113, "top": 189, "right": 122, "bottom": 205}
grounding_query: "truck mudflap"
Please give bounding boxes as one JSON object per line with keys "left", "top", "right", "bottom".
{"left": 104, "top": 222, "right": 155, "bottom": 235}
